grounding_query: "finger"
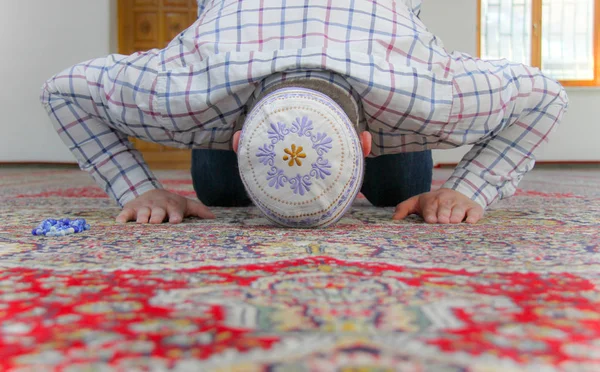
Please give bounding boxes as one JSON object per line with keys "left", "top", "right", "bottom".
{"left": 116, "top": 208, "right": 136, "bottom": 223}
{"left": 422, "top": 199, "right": 439, "bottom": 224}
{"left": 136, "top": 207, "right": 151, "bottom": 224}
{"left": 465, "top": 207, "right": 484, "bottom": 224}
{"left": 149, "top": 207, "right": 167, "bottom": 224}
{"left": 449, "top": 205, "right": 467, "bottom": 224}
{"left": 166, "top": 204, "right": 184, "bottom": 224}
{"left": 185, "top": 200, "right": 216, "bottom": 219}
{"left": 392, "top": 196, "right": 420, "bottom": 220}
{"left": 436, "top": 201, "right": 453, "bottom": 224}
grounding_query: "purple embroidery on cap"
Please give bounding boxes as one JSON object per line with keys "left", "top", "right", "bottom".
{"left": 268, "top": 122, "right": 289, "bottom": 143}
{"left": 258, "top": 116, "right": 333, "bottom": 194}
{"left": 290, "top": 116, "right": 314, "bottom": 136}
{"left": 310, "top": 157, "right": 332, "bottom": 180}
{"left": 256, "top": 144, "right": 276, "bottom": 166}
{"left": 266, "top": 167, "right": 288, "bottom": 189}
{"left": 289, "top": 174, "right": 312, "bottom": 196}
{"left": 311, "top": 132, "right": 333, "bottom": 155}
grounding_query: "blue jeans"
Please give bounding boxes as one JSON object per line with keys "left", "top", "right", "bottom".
{"left": 191, "top": 149, "right": 433, "bottom": 207}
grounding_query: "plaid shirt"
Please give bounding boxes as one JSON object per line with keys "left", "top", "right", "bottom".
{"left": 41, "top": 0, "right": 568, "bottom": 208}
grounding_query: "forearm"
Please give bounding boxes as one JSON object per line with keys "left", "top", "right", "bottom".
{"left": 41, "top": 58, "right": 163, "bottom": 206}
{"left": 443, "top": 69, "right": 569, "bottom": 208}
{"left": 405, "top": 0, "right": 422, "bottom": 16}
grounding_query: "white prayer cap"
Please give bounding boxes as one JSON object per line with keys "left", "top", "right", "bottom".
{"left": 238, "top": 86, "right": 364, "bottom": 228}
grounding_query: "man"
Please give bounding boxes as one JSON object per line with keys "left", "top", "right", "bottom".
{"left": 41, "top": 0, "right": 568, "bottom": 225}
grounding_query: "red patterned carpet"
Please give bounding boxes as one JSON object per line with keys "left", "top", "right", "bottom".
{"left": 0, "top": 166, "right": 599, "bottom": 371}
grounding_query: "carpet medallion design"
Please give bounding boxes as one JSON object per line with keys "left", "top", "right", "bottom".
{"left": 0, "top": 167, "right": 599, "bottom": 371}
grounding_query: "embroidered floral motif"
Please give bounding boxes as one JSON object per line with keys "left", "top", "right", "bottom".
{"left": 311, "top": 132, "right": 333, "bottom": 155}
{"left": 266, "top": 167, "right": 288, "bottom": 189}
{"left": 289, "top": 174, "right": 312, "bottom": 196}
{"left": 291, "top": 116, "right": 314, "bottom": 137}
{"left": 256, "top": 116, "right": 334, "bottom": 194}
{"left": 256, "top": 144, "right": 276, "bottom": 166}
{"left": 268, "top": 122, "right": 289, "bottom": 144}
{"left": 310, "top": 157, "right": 332, "bottom": 180}
{"left": 283, "top": 144, "right": 306, "bottom": 167}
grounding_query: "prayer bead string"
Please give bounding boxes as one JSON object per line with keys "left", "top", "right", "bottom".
{"left": 32, "top": 218, "right": 90, "bottom": 237}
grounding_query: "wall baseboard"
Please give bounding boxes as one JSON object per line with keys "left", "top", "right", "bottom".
{"left": 0, "top": 162, "right": 79, "bottom": 168}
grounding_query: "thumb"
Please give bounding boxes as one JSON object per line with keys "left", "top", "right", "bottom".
{"left": 392, "top": 195, "right": 420, "bottom": 220}
{"left": 185, "top": 199, "right": 216, "bottom": 219}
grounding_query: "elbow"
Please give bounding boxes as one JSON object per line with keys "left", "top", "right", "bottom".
{"left": 558, "top": 82, "right": 569, "bottom": 111}
{"left": 40, "top": 80, "right": 51, "bottom": 107}
{"left": 540, "top": 73, "right": 569, "bottom": 111}
{"left": 551, "top": 79, "right": 569, "bottom": 122}
{"left": 40, "top": 75, "right": 59, "bottom": 108}
{"left": 536, "top": 74, "right": 569, "bottom": 140}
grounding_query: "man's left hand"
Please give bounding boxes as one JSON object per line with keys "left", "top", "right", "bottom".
{"left": 392, "top": 188, "right": 484, "bottom": 224}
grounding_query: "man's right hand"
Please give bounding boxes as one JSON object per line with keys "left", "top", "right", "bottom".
{"left": 116, "top": 189, "right": 215, "bottom": 224}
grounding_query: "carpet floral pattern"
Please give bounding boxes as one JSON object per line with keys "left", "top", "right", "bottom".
{"left": 0, "top": 167, "right": 599, "bottom": 371}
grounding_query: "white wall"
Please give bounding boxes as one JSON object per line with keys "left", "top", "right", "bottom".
{"left": 422, "top": 0, "right": 600, "bottom": 164}
{"left": 0, "top": 0, "right": 117, "bottom": 163}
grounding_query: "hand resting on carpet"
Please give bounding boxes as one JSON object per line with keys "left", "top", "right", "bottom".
{"left": 116, "top": 189, "right": 215, "bottom": 224}
{"left": 393, "top": 188, "right": 484, "bottom": 224}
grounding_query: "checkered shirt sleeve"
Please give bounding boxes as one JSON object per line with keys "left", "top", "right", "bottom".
{"left": 40, "top": 53, "right": 165, "bottom": 206}
{"left": 41, "top": 0, "right": 567, "bottom": 209}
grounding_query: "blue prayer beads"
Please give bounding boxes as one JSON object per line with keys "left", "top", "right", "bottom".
{"left": 32, "top": 218, "right": 90, "bottom": 237}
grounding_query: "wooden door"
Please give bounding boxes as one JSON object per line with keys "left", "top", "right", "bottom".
{"left": 118, "top": 0, "right": 198, "bottom": 169}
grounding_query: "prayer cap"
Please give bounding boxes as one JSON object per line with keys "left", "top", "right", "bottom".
{"left": 238, "top": 85, "right": 364, "bottom": 228}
